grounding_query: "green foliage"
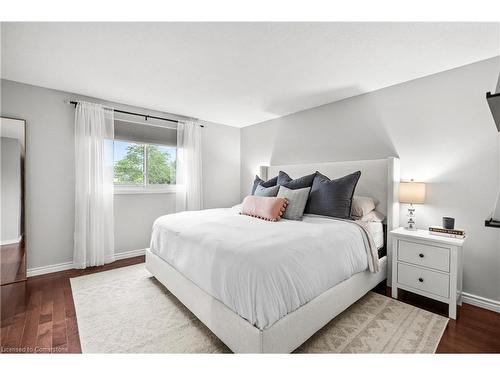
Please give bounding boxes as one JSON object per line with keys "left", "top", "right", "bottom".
{"left": 114, "top": 144, "right": 176, "bottom": 185}
{"left": 147, "top": 145, "right": 176, "bottom": 184}
{"left": 114, "top": 144, "right": 144, "bottom": 185}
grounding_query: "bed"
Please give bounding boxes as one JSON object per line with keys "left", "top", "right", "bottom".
{"left": 146, "top": 157, "right": 400, "bottom": 353}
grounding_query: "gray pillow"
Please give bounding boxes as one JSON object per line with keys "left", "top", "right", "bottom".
{"left": 305, "top": 171, "right": 361, "bottom": 219}
{"left": 251, "top": 175, "right": 278, "bottom": 194}
{"left": 277, "top": 185, "right": 311, "bottom": 220}
{"left": 254, "top": 184, "right": 280, "bottom": 197}
{"left": 277, "top": 171, "right": 316, "bottom": 190}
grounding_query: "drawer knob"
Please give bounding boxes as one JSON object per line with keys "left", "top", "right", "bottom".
{"left": 419, "top": 253, "right": 424, "bottom": 258}
{"left": 418, "top": 277, "right": 424, "bottom": 282}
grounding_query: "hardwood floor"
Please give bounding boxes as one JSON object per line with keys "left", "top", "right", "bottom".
{"left": 372, "top": 284, "right": 500, "bottom": 353}
{"left": 1, "top": 240, "right": 26, "bottom": 285}
{"left": 0, "top": 256, "right": 144, "bottom": 353}
{"left": 1, "top": 257, "right": 499, "bottom": 353}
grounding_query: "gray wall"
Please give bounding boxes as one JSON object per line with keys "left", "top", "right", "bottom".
{"left": 0, "top": 79, "right": 241, "bottom": 268}
{"left": 1, "top": 137, "right": 21, "bottom": 242}
{"left": 241, "top": 57, "right": 500, "bottom": 302}
{"left": 114, "top": 120, "right": 241, "bottom": 252}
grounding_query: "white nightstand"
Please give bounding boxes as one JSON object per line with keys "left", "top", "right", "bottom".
{"left": 389, "top": 227, "right": 465, "bottom": 319}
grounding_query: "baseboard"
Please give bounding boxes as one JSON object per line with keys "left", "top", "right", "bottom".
{"left": 27, "top": 248, "right": 147, "bottom": 277}
{"left": 1, "top": 236, "right": 23, "bottom": 246}
{"left": 114, "top": 248, "right": 146, "bottom": 260}
{"left": 462, "top": 292, "right": 500, "bottom": 313}
{"left": 27, "top": 261, "right": 74, "bottom": 277}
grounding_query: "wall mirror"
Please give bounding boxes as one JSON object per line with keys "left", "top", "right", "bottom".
{"left": 1, "top": 116, "right": 26, "bottom": 286}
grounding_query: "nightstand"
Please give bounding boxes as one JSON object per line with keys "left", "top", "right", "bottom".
{"left": 389, "top": 227, "right": 465, "bottom": 319}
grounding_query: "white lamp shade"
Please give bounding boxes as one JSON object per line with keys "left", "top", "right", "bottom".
{"left": 399, "top": 182, "right": 426, "bottom": 204}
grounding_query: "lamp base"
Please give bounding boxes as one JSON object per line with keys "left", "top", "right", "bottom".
{"left": 404, "top": 226, "right": 418, "bottom": 231}
{"left": 406, "top": 205, "right": 417, "bottom": 230}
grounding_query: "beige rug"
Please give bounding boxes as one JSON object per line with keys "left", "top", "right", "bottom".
{"left": 71, "top": 263, "right": 448, "bottom": 353}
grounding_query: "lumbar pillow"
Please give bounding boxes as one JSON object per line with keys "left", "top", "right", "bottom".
{"left": 251, "top": 175, "right": 278, "bottom": 195}
{"left": 305, "top": 171, "right": 361, "bottom": 219}
{"left": 351, "top": 195, "right": 378, "bottom": 218}
{"left": 277, "top": 185, "right": 311, "bottom": 220}
{"left": 240, "top": 196, "right": 288, "bottom": 221}
{"left": 254, "top": 184, "right": 280, "bottom": 197}
{"left": 277, "top": 171, "right": 316, "bottom": 190}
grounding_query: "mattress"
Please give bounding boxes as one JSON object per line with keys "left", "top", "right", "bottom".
{"left": 149, "top": 207, "right": 378, "bottom": 329}
{"left": 366, "top": 221, "right": 384, "bottom": 250}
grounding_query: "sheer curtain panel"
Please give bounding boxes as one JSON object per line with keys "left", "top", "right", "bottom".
{"left": 176, "top": 120, "right": 203, "bottom": 212}
{"left": 73, "top": 102, "right": 115, "bottom": 268}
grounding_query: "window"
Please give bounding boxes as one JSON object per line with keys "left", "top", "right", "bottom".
{"left": 113, "top": 139, "right": 176, "bottom": 193}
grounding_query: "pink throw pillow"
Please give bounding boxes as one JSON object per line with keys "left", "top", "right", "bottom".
{"left": 240, "top": 196, "right": 288, "bottom": 221}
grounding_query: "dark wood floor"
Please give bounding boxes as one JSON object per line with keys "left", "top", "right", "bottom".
{"left": 1, "top": 240, "right": 26, "bottom": 285}
{"left": 372, "top": 284, "right": 500, "bottom": 353}
{"left": 1, "top": 257, "right": 499, "bottom": 353}
{"left": 0, "top": 256, "right": 144, "bottom": 353}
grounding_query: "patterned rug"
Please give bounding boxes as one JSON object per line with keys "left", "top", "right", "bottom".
{"left": 71, "top": 263, "right": 448, "bottom": 353}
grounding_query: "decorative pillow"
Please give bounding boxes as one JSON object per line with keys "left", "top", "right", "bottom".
{"left": 254, "top": 184, "right": 280, "bottom": 197}
{"left": 359, "top": 210, "right": 385, "bottom": 222}
{"left": 305, "top": 171, "right": 361, "bottom": 219}
{"left": 277, "top": 171, "right": 316, "bottom": 190}
{"left": 277, "top": 186, "right": 311, "bottom": 220}
{"left": 351, "top": 195, "right": 378, "bottom": 218}
{"left": 251, "top": 175, "right": 278, "bottom": 195}
{"left": 240, "top": 196, "right": 288, "bottom": 222}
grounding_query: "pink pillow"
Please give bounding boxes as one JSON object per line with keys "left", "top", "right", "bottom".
{"left": 240, "top": 196, "right": 288, "bottom": 221}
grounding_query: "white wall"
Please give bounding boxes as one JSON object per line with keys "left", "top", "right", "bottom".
{"left": 0, "top": 79, "right": 241, "bottom": 268}
{"left": 241, "top": 57, "right": 500, "bottom": 302}
{"left": 1, "top": 137, "right": 22, "bottom": 242}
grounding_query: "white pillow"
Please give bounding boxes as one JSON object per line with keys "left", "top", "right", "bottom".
{"left": 351, "top": 195, "right": 378, "bottom": 218}
{"left": 359, "top": 210, "right": 385, "bottom": 222}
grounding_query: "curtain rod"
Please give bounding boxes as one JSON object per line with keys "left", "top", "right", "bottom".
{"left": 67, "top": 101, "right": 204, "bottom": 128}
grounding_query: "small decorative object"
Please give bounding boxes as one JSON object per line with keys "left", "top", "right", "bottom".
{"left": 429, "top": 226, "right": 465, "bottom": 239}
{"left": 399, "top": 180, "right": 426, "bottom": 231}
{"left": 442, "top": 217, "right": 455, "bottom": 230}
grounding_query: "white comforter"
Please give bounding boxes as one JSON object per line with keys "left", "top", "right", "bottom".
{"left": 150, "top": 206, "right": 377, "bottom": 329}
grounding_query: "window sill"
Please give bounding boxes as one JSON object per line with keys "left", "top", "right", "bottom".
{"left": 114, "top": 187, "right": 177, "bottom": 195}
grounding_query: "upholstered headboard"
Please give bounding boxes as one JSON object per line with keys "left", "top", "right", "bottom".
{"left": 260, "top": 157, "right": 400, "bottom": 283}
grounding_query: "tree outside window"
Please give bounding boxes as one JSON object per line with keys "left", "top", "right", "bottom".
{"left": 113, "top": 140, "right": 176, "bottom": 187}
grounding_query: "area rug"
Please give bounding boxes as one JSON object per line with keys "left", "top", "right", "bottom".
{"left": 70, "top": 263, "right": 448, "bottom": 353}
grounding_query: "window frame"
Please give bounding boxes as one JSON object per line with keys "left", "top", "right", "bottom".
{"left": 113, "top": 139, "right": 177, "bottom": 195}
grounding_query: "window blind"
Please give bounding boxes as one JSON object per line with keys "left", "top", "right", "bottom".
{"left": 114, "top": 120, "right": 177, "bottom": 146}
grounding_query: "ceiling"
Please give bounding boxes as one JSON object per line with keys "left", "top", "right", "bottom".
{"left": 1, "top": 22, "right": 499, "bottom": 127}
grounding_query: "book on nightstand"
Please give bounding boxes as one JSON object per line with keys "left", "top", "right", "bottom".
{"left": 428, "top": 226, "right": 466, "bottom": 239}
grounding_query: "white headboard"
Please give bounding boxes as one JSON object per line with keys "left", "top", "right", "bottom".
{"left": 260, "top": 157, "right": 400, "bottom": 282}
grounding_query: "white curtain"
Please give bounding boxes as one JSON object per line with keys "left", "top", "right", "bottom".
{"left": 176, "top": 120, "right": 203, "bottom": 212}
{"left": 73, "top": 102, "right": 115, "bottom": 268}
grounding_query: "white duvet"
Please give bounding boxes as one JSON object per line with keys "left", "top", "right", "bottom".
{"left": 150, "top": 206, "right": 378, "bottom": 329}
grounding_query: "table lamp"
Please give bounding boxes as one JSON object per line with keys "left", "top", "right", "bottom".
{"left": 399, "top": 180, "right": 426, "bottom": 230}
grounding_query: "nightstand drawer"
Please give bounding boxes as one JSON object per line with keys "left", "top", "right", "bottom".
{"left": 397, "top": 263, "right": 450, "bottom": 298}
{"left": 397, "top": 240, "right": 450, "bottom": 272}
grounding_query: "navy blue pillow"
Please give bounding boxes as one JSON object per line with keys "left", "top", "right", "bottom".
{"left": 304, "top": 171, "right": 361, "bottom": 219}
{"left": 277, "top": 171, "right": 316, "bottom": 190}
{"left": 251, "top": 175, "right": 278, "bottom": 195}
